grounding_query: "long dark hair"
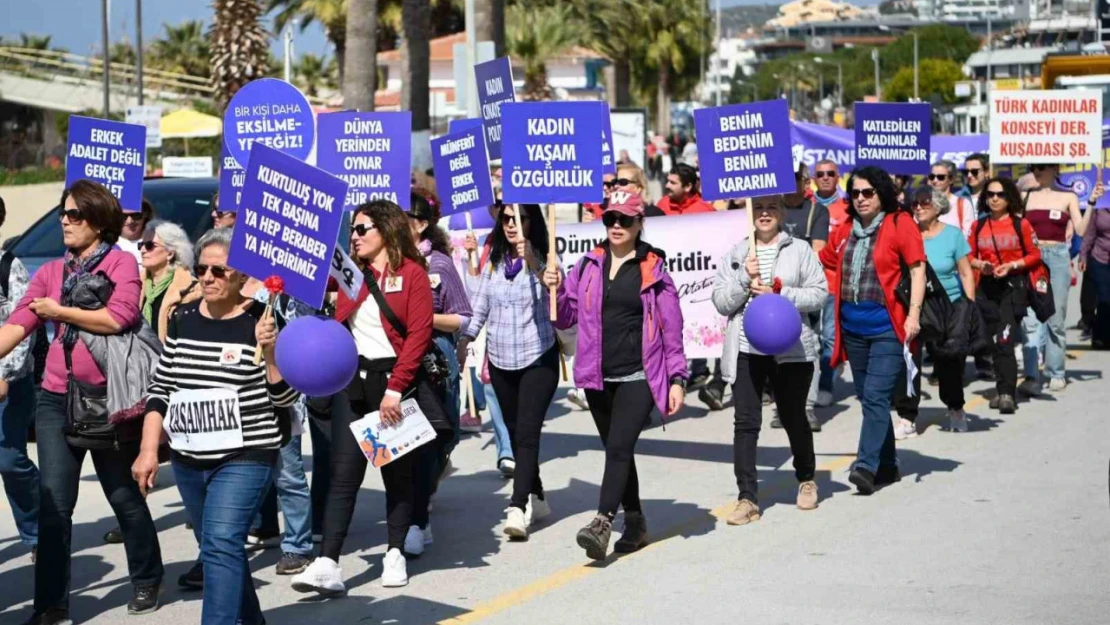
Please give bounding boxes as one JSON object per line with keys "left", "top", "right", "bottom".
{"left": 845, "top": 166, "right": 900, "bottom": 219}
{"left": 977, "top": 176, "right": 1024, "bottom": 218}
{"left": 353, "top": 200, "right": 427, "bottom": 271}
{"left": 488, "top": 203, "right": 547, "bottom": 267}
{"left": 409, "top": 189, "right": 451, "bottom": 257}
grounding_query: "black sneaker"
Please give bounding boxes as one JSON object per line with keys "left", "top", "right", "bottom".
{"left": 177, "top": 561, "right": 203, "bottom": 591}
{"left": 848, "top": 467, "right": 876, "bottom": 495}
{"left": 989, "top": 395, "right": 1000, "bottom": 410}
{"left": 875, "top": 465, "right": 902, "bottom": 486}
{"left": 31, "top": 545, "right": 36, "bottom": 564}
{"left": 689, "top": 373, "right": 709, "bottom": 389}
{"left": 976, "top": 368, "right": 996, "bottom": 381}
{"left": 997, "top": 394, "right": 1017, "bottom": 415}
{"left": 698, "top": 385, "right": 724, "bottom": 411}
{"left": 127, "top": 584, "right": 160, "bottom": 615}
{"left": 245, "top": 528, "right": 280, "bottom": 550}
{"left": 770, "top": 414, "right": 783, "bottom": 428}
{"left": 103, "top": 526, "right": 123, "bottom": 544}
{"left": 21, "top": 609, "right": 72, "bottom": 625}
{"left": 276, "top": 552, "right": 312, "bottom": 575}
{"left": 613, "top": 511, "right": 648, "bottom": 553}
{"left": 575, "top": 514, "right": 612, "bottom": 561}
{"left": 807, "top": 411, "right": 821, "bottom": 433}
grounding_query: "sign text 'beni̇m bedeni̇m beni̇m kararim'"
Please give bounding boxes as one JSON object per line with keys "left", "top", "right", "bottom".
{"left": 694, "top": 99, "right": 796, "bottom": 201}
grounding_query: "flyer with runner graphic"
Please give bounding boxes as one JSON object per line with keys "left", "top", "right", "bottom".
{"left": 348, "top": 399, "right": 436, "bottom": 467}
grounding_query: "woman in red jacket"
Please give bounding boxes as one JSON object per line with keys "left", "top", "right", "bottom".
{"left": 969, "top": 177, "right": 1042, "bottom": 414}
{"left": 292, "top": 200, "right": 438, "bottom": 593}
{"left": 819, "top": 166, "right": 926, "bottom": 495}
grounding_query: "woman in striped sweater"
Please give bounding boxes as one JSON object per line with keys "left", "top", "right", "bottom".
{"left": 132, "top": 228, "right": 300, "bottom": 625}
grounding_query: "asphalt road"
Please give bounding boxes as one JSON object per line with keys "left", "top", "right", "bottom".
{"left": 1, "top": 291, "right": 1107, "bottom": 625}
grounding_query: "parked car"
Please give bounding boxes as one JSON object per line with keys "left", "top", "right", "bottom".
{"left": 9, "top": 177, "right": 218, "bottom": 277}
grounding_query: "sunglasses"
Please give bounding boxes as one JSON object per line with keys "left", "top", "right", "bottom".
{"left": 123, "top": 212, "right": 144, "bottom": 223}
{"left": 194, "top": 264, "right": 230, "bottom": 279}
{"left": 813, "top": 171, "right": 837, "bottom": 179}
{"left": 849, "top": 188, "right": 877, "bottom": 199}
{"left": 962, "top": 168, "right": 982, "bottom": 177}
{"left": 59, "top": 208, "right": 85, "bottom": 222}
{"left": 501, "top": 214, "right": 528, "bottom": 226}
{"left": 928, "top": 174, "right": 948, "bottom": 181}
{"left": 912, "top": 199, "right": 933, "bottom": 208}
{"left": 602, "top": 212, "right": 637, "bottom": 229}
{"left": 212, "top": 210, "right": 232, "bottom": 219}
{"left": 352, "top": 223, "right": 377, "bottom": 237}
{"left": 985, "top": 190, "right": 1007, "bottom": 199}
{"left": 139, "top": 241, "right": 161, "bottom": 252}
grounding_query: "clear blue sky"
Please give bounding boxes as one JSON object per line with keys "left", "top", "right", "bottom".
{"left": 2, "top": 0, "right": 330, "bottom": 60}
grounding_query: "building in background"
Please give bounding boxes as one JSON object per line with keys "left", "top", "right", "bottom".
{"left": 766, "top": 0, "right": 868, "bottom": 28}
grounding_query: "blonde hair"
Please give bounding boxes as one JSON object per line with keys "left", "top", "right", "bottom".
{"left": 616, "top": 163, "right": 651, "bottom": 202}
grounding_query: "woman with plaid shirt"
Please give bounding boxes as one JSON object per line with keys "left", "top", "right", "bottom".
{"left": 458, "top": 203, "right": 559, "bottom": 540}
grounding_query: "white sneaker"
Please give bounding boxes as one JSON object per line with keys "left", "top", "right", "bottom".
{"left": 566, "top": 388, "right": 589, "bottom": 410}
{"left": 503, "top": 507, "right": 528, "bottom": 539}
{"left": 498, "top": 458, "right": 516, "bottom": 477}
{"left": 381, "top": 548, "right": 408, "bottom": 587}
{"left": 1048, "top": 378, "right": 1067, "bottom": 392}
{"left": 525, "top": 494, "right": 551, "bottom": 526}
{"left": 948, "top": 409, "right": 969, "bottom": 433}
{"left": 290, "top": 556, "right": 345, "bottom": 595}
{"left": 404, "top": 526, "right": 426, "bottom": 556}
{"left": 816, "top": 390, "right": 834, "bottom": 407}
{"left": 893, "top": 418, "right": 917, "bottom": 440}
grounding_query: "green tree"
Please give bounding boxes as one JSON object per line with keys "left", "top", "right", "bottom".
{"left": 401, "top": 0, "right": 432, "bottom": 133}
{"left": 881, "top": 24, "right": 978, "bottom": 74}
{"left": 639, "top": 0, "right": 708, "bottom": 133}
{"left": 109, "top": 41, "right": 137, "bottom": 66}
{"left": 210, "top": 0, "right": 270, "bottom": 107}
{"left": 506, "top": 2, "right": 580, "bottom": 101}
{"left": 268, "top": 0, "right": 349, "bottom": 84}
{"left": 294, "top": 52, "right": 336, "bottom": 96}
{"left": 566, "top": 0, "right": 639, "bottom": 107}
{"left": 19, "top": 34, "right": 54, "bottom": 50}
{"left": 885, "top": 58, "right": 962, "bottom": 103}
{"left": 150, "top": 21, "right": 211, "bottom": 77}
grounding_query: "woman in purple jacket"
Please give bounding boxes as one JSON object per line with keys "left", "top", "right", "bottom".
{"left": 544, "top": 191, "right": 688, "bottom": 561}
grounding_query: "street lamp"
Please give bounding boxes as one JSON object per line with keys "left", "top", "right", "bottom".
{"left": 879, "top": 25, "right": 918, "bottom": 101}
{"left": 871, "top": 48, "right": 881, "bottom": 101}
{"left": 814, "top": 56, "right": 843, "bottom": 110}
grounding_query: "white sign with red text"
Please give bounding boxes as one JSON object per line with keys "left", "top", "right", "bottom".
{"left": 989, "top": 91, "right": 1102, "bottom": 164}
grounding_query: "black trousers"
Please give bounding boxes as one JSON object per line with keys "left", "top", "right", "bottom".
{"left": 584, "top": 380, "right": 654, "bottom": 518}
{"left": 320, "top": 380, "right": 418, "bottom": 558}
{"left": 978, "top": 278, "right": 1021, "bottom": 397}
{"left": 1080, "top": 262, "right": 1096, "bottom": 327}
{"left": 731, "top": 354, "right": 815, "bottom": 504}
{"left": 894, "top": 342, "right": 966, "bottom": 421}
{"left": 488, "top": 346, "right": 560, "bottom": 511}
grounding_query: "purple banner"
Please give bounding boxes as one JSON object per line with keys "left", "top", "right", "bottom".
{"left": 475, "top": 56, "right": 516, "bottom": 160}
{"left": 854, "top": 103, "right": 932, "bottom": 175}
{"left": 431, "top": 126, "right": 495, "bottom": 217}
{"left": 316, "top": 111, "right": 411, "bottom": 210}
{"left": 218, "top": 144, "right": 245, "bottom": 212}
{"left": 694, "top": 99, "right": 796, "bottom": 201}
{"left": 65, "top": 116, "right": 146, "bottom": 211}
{"left": 228, "top": 144, "right": 348, "bottom": 309}
{"left": 792, "top": 121, "right": 986, "bottom": 172}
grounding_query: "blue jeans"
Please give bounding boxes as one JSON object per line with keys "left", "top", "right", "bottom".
{"left": 470, "top": 368, "right": 487, "bottom": 411}
{"left": 175, "top": 459, "right": 273, "bottom": 625}
{"left": 1022, "top": 244, "right": 1071, "bottom": 382}
{"left": 254, "top": 433, "right": 313, "bottom": 555}
{"left": 434, "top": 335, "right": 462, "bottom": 455}
{"left": 0, "top": 376, "right": 38, "bottom": 545}
{"left": 842, "top": 329, "right": 901, "bottom": 473}
{"left": 485, "top": 382, "right": 513, "bottom": 462}
{"left": 819, "top": 294, "right": 837, "bottom": 392}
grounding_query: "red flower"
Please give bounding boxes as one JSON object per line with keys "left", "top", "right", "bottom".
{"left": 772, "top": 277, "right": 783, "bottom": 294}
{"left": 263, "top": 275, "right": 286, "bottom": 295}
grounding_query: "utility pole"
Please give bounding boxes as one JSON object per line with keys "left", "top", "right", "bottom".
{"left": 715, "top": 0, "right": 722, "bottom": 106}
{"left": 872, "top": 48, "right": 880, "bottom": 101}
{"left": 913, "top": 30, "right": 919, "bottom": 101}
{"left": 136, "top": 0, "right": 144, "bottom": 104}
{"left": 283, "top": 27, "right": 293, "bottom": 83}
{"left": 837, "top": 62, "right": 843, "bottom": 109}
{"left": 102, "top": 0, "right": 110, "bottom": 115}
{"left": 465, "top": 0, "right": 479, "bottom": 117}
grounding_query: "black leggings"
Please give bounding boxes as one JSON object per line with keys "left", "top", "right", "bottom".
{"left": 320, "top": 377, "right": 418, "bottom": 559}
{"left": 894, "top": 342, "right": 966, "bottom": 421}
{"left": 584, "top": 380, "right": 654, "bottom": 518}
{"left": 978, "top": 278, "right": 1021, "bottom": 397}
{"left": 488, "top": 346, "right": 560, "bottom": 511}
{"left": 731, "top": 353, "right": 815, "bottom": 504}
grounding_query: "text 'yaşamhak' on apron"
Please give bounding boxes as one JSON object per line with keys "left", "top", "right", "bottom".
{"left": 164, "top": 388, "right": 245, "bottom": 453}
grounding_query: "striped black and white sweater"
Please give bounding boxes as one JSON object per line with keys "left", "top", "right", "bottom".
{"left": 145, "top": 300, "right": 299, "bottom": 467}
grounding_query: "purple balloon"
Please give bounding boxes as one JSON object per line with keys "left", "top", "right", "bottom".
{"left": 742, "top": 293, "right": 802, "bottom": 356}
{"left": 275, "top": 316, "right": 359, "bottom": 397}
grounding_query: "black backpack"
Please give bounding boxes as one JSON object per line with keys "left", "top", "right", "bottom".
{"left": 0, "top": 252, "right": 49, "bottom": 385}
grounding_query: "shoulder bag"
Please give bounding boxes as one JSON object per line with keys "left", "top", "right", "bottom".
{"left": 365, "top": 273, "right": 450, "bottom": 387}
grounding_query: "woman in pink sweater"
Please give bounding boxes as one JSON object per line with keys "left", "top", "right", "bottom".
{"left": 0, "top": 180, "right": 163, "bottom": 625}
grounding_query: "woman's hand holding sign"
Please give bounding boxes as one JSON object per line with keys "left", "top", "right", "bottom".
{"left": 542, "top": 264, "right": 562, "bottom": 290}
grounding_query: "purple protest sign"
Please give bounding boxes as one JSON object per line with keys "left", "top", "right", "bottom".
{"left": 218, "top": 144, "right": 245, "bottom": 212}
{"left": 228, "top": 144, "right": 348, "bottom": 309}
{"left": 854, "top": 103, "right": 932, "bottom": 175}
{"left": 316, "top": 111, "right": 411, "bottom": 210}
{"left": 65, "top": 116, "right": 147, "bottom": 211}
{"left": 475, "top": 57, "right": 516, "bottom": 160}
{"left": 792, "top": 120, "right": 987, "bottom": 172}
{"left": 223, "top": 78, "right": 315, "bottom": 168}
{"left": 694, "top": 99, "right": 796, "bottom": 201}
{"left": 600, "top": 102, "right": 616, "bottom": 175}
{"left": 501, "top": 102, "right": 604, "bottom": 204}
{"left": 449, "top": 118, "right": 484, "bottom": 135}
{"left": 431, "top": 127, "right": 494, "bottom": 217}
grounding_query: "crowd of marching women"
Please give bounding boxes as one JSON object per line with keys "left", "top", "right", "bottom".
{"left": 1, "top": 149, "right": 1108, "bottom": 624}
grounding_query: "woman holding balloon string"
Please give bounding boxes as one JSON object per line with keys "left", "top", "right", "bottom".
{"left": 291, "top": 200, "right": 442, "bottom": 593}
{"left": 711, "top": 194, "right": 828, "bottom": 526}
{"left": 820, "top": 166, "right": 927, "bottom": 496}
{"left": 132, "top": 227, "right": 299, "bottom": 625}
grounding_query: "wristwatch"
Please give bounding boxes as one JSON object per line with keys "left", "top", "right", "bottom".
{"left": 670, "top": 376, "right": 687, "bottom": 389}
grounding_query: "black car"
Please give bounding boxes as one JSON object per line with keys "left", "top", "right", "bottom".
{"left": 9, "top": 177, "right": 218, "bottom": 277}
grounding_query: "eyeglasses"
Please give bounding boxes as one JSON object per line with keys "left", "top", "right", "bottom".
{"left": 962, "top": 168, "right": 982, "bottom": 177}
{"left": 352, "top": 223, "right": 377, "bottom": 237}
{"left": 814, "top": 171, "right": 837, "bottom": 179}
{"left": 985, "top": 191, "right": 1007, "bottom": 199}
{"left": 928, "top": 174, "right": 948, "bottom": 181}
{"left": 59, "top": 208, "right": 85, "bottom": 222}
{"left": 501, "top": 214, "right": 529, "bottom": 226}
{"left": 194, "top": 264, "right": 229, "bottom": 279}
{"left": 139, "top": 241, "right": 162, "bottom": 252}
{"left": 602, "top": 212, "right": 637, "bottom": 229}
{"left": 123, "top": 212, "right": 144, "bottom": 223}
{"left": 849, "top": 188, "right": 877, "bottom": 199}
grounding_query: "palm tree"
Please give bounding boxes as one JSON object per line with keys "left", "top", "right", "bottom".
{"left": 268, "top": 0, "right": 349, "bottom": 84}
{"left": 109, "top": 41, "right": 137, "bottom": 66}
{"left": 641, "top": 0, "right": 704, "bottom": 133}
{"left": 473, "top": 0, "right": 504, "bottom": 57}
{"left": 150, "top": 21, "right": 211, "bottom": 77}
{"left": 294, "top": 52, "right": 336, "bottom": 97}
{"left": 401, "top": 0, "right": 431, "bottom": 133}
{"left": 19, "top": 34, "right": 53, "bottom": 50}
{"left": 506, "top": 2, "right": 579, "bottom": 101}
{"left": 343, "top": 0, "right": 378, "bottom": 110}
{"left": 566, "top": 0, "right": 636, "bottom": 107}
{"left": 210, "top": 0, "right": 270, "bottom": 107}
